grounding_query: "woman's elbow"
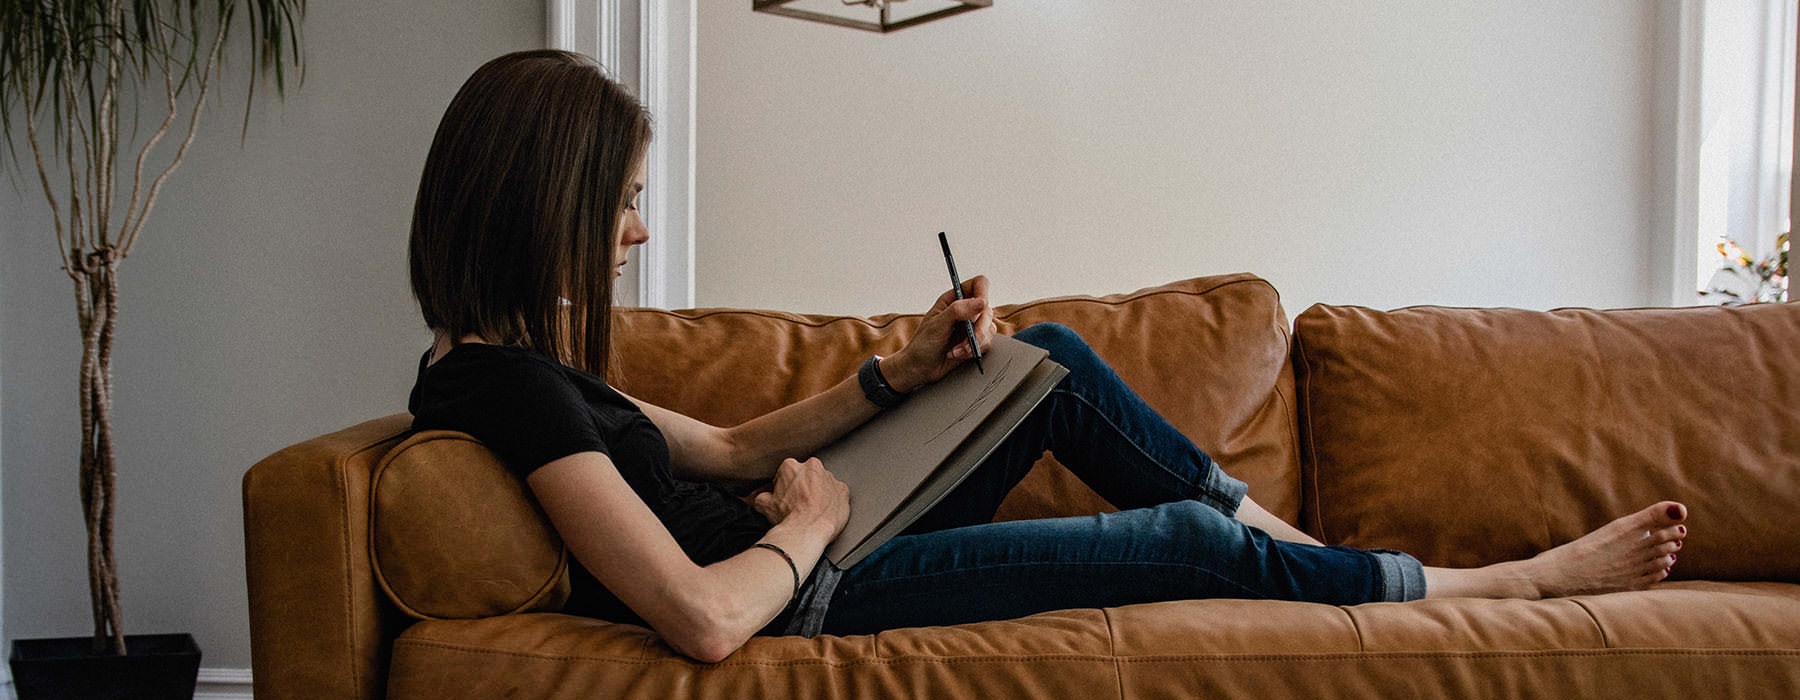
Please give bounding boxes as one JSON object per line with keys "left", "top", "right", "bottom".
{"left": 662, "top": 596, "right": 757, "bottom": 663}
{"left": 668, "top": 625, "right": 747, "bottom": 664}
{"left": 688, "top": 639, "right": 741, "bottom": 665}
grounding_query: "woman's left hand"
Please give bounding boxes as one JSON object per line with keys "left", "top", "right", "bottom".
{"left": 880, "top": 275, "right": 997, "bottom": 394}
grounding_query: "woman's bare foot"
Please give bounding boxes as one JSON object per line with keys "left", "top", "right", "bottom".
{"left": 1424, "top": 501, "right": 1687, "bottom": 600}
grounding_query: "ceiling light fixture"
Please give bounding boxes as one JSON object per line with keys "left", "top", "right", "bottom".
{"left": 752, "top": 0, "right": 992, "bottom": 33}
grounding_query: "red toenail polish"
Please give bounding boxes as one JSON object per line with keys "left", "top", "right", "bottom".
{"left": 1666, "top": 505, "right": 1683, "bottom": 520}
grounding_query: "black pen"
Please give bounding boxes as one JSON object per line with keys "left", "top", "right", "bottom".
{"left": 937, "top": 232, "right": 984, "bottom": 374}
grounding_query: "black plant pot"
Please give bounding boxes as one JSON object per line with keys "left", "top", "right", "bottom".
{"left": 8, "top": 633, "right": 201, "bottom": 700}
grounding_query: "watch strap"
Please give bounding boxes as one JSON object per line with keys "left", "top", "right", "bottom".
{"left": 857, "top": 355, "right": 907, "bottom": 409}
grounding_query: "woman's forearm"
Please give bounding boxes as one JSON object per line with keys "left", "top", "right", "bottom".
{"left": 723, "top": 372, "right": 883, "bottom": 479}
{"left": 676, "top": 515, "right": 837, "bottom": 661}
{"left": 717, "top": 288, "right": 992, "bottom": 482}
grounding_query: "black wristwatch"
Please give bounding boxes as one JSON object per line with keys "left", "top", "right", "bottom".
{"left": 857, "top": 355, "right": 908, "bottom": 409}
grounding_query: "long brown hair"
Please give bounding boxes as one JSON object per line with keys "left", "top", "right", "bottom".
{"left": 409, "top": 50, "right": 651, "bottom": 377}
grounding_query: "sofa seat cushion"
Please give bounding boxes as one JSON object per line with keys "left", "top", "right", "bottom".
{"left": 1294, "top": 302, "right": 1800, "bottom": 581}
{"left": 1114, "top": 581, "right": 1800, "bottom": 697}
{"left": 387, "top": 609, "right": 1121, "bottom": 699}
{"left": 385, "top": 582, "right": 1800, "bottom": 699}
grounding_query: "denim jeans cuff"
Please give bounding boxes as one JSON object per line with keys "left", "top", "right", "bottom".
{"left": 1367, "top": 549, "right": 1427, "bottom": 602}
{"left": 1200, "top": 470, "right": 1249, "bottom": 518}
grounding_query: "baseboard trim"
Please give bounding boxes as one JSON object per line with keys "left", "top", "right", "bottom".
{"left": 3, "top": 666, "right": 252, "bottom": 700}
{"left": 195, "top": 667, "right": 255, "bottom": 700}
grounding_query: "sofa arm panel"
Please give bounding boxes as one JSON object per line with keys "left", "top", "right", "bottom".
{"left": 244, "top": 414, "right": 413, "bottom": 700}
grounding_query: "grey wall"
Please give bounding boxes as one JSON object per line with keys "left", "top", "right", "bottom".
{"left": 695, "top": 1, "right": 1666, "bottom": 316}
{"left": 0, "top": 0, "right": 542, "bottom": 670}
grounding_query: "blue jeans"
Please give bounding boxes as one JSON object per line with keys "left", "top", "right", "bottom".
{"left": 808, "top": 323, "right": 1425, "bottom": 636}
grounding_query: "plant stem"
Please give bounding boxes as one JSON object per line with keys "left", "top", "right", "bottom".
{"left": 76, "top": 252, "right": 126, "bottom": 656}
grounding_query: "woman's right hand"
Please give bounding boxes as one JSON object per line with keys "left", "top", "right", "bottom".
{"left": 752, "top": 457, "right": 850, "bottom": 537}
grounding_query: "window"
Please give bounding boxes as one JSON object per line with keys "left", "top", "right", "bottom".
{"left": 548, "top": 0, "right": 696, "bottom": 309}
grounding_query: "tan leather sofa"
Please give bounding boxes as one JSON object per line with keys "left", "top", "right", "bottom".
{"left": 244, "top": 274, "right": 1800, "bottom": 698}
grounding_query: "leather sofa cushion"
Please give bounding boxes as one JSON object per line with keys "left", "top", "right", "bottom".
{"left": 1112, "top": 581, "right": 1800, "bottom": 697}
{"left": 370, "top": 431, "right": 569, "bottom": 620}
{"left": 384, "top": 582, "right": 1800, "bottom": 698}
{"left": 389, "top": 609, "right": 1123, "bottom": 699}
{"left": 612, "top": 273, "right": 1304, "bottom": 524}
{"left": 1294, "top": 302, "right": 1800, "bottom": 581}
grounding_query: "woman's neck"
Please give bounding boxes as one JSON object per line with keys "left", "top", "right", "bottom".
{"left": 428, "top": 330, "right": 494, "bottom": 366}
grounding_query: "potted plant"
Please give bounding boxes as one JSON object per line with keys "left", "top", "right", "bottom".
{"left": 1702, "top": 232, "right": 1790, "bottom": 304}
{"left": 0, "top": 2, "right": 303, "bottom": 697}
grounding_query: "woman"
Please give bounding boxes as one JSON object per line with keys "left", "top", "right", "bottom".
{"left": 407, "top": 51, "right": 1688, "bottom": 663}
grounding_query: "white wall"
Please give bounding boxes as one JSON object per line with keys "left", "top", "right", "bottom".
{"left": 695, "top": 1, "right": 1665, "bottom": 316}
{"left": 0, "top": 0, "right": 542, "bottom": 673}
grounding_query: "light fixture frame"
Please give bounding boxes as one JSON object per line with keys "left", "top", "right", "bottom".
{"left": 752, "top": 0, "right": 991, "bottom": 33}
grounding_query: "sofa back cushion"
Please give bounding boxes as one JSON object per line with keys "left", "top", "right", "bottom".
{"left": 1294, "top": 302, "right": 1800, "bottom": 581}
{"left": 370, "top": 431, "right": 570, "bottom": 620}
{"left": 612, "top": 274, "right": 1304, "bottom": 523}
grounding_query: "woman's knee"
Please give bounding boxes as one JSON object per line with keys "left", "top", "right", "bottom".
{"left": 1014, "top": 323, "right": 1099, "bottom": 370}
{"left": 1156, "top": 500, "right": 1252, "bottom": 548}
{"left": 1094, "top": 500, "right": 1247, "bottom": 558}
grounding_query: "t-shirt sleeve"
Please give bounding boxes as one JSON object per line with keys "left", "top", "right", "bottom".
{"left": 421, "top": 356, "right": 611, "bottom": 477}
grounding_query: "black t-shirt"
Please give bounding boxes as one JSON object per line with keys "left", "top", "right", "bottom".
{"left": 407, "top": 343, "right": 772, "bottom": 624}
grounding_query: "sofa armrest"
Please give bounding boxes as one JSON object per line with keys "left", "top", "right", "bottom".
{"left": 244, "top": 415, "right": 413, "bottom": 700}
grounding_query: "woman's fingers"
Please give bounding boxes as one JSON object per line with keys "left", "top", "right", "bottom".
{"left": 942, "top": 298, "right": 987, "bottom": 359}
{"left": 900, "top": 275, "right": 999, "bottom": 382}
{"left": 763, "top": 457, "right": 848, "bottom": 532}
{"left": 928, "top": 287, "right": 957, "bottom": 314}
{"left": 928, "top": 274, "right": 988, "bottom": 314}
{"left": 964, "top": 274, "right": 989, "bottom": 302}
{"left": 975, "top": 276, "right": 997, "bottom": 349}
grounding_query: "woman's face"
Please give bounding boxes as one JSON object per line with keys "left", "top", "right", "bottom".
{"left": 614, "top": 156, "right": 649, "bottom": 278}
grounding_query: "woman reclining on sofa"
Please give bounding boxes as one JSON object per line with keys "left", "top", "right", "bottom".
{"left": 404, "top": 50, "right": 1690, "bottom": 663}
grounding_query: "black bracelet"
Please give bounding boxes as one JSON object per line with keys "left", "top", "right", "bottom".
{"left": 751, "top": 542, "right": 800, "bottom": 601}
{"left": 857, "top": 355, "right": 908, "bottom": 409}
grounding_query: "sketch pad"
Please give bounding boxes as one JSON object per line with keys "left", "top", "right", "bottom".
{"left": 819, "top": 334, "right": 1069, "bottom": 568}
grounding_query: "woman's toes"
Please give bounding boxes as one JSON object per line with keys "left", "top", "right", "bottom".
{"left": 1648, "top": 524, "right": 1684, "bottom": 545}
{"left": 1635, "top": 565, "right": 1671, "bottom": 588}
{"left": 1654, "top": 540, "right": 1681, "bottom": 555}
{"left": 1620, "top": 502, "right": 1686, "bottom": 537}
